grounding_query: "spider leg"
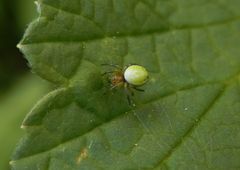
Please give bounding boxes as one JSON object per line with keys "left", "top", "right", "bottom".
{"left": 126, "top": 84, "right": 135, "bottom": 96}
{"left": 127, "top": 94, "right": 132, "bottom": 105}
{"left": 129, "top": 88, "right": 135, "bottom": 96}
{"left": 124, "top": 83, "right": 136, "bottom": 106}
{"left": 103, "top": 84, "right": 117, "bottom": 95}
{"left": 126, "top": 91, "right": 135, "bottom": 106}
{"left": 132, "top": 86, "right": 145, "bottom": 92}
{"left": 102, "top": 71, "right": 114, "bottom": 76}
{"left": 101, "top": 63, "right": 122, "bottom": 69}
{"left": 110, "top": 84, "right": 120, "bottom": 90}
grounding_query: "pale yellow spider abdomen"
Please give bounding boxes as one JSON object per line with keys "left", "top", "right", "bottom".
{"left": 124, "top": 65, "right": 149, "bottom": 86}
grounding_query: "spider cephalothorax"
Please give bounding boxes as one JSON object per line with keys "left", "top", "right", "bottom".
{"left": 102, "top": 64, "right": 149, "bottom": 105}
{"left": 110, "top": 70, "right": 125, "bottom": 88}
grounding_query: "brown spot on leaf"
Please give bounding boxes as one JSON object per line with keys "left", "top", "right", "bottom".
{"left": 76, "top": 148, "right": 88, "bottom": 165}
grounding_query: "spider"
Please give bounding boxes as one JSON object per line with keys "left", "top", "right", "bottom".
{"left": 102, "top": 64, "right": 149, "bottom": 106}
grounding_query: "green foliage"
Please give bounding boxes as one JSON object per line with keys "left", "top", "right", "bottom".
{"left": 0, "top": 74, "right": 50, "bottom": 170}
{"left": 12, "top": 0, "right": 240, "bottom": 169}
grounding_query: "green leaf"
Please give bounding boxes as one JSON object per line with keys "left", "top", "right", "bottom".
{"left": 0, "top": 74, "right": 50, "bottom": 170}
{"left": 12, "top": 0, "right": 240, "bottom": 169}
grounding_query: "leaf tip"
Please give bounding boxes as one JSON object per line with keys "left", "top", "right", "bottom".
{"left": 34, "top": 0, "right": 41, "bottom": 14}
{"left": 9, "top": 160, "right": 15, "bottom": 165}
{"left": 21, "top": 125, "right": 27, "bottom": 129}
{"left": 16, "top": 43, "right": 22, "bottom": 49}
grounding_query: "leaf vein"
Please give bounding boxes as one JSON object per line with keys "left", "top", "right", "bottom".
{"left": 152, "top": 85, "right": 227, "bottom": 169}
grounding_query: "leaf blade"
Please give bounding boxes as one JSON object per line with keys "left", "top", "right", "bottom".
{"left": 13, "top": 0, "right": 240, "bottom": 169}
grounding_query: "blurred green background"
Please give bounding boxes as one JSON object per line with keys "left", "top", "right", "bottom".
{"left": 0, "top": 0, "right": 51, "bottom": 169}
